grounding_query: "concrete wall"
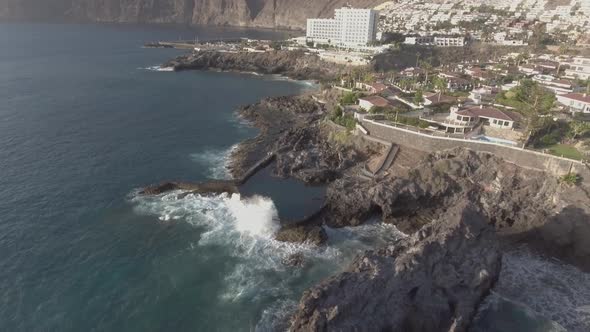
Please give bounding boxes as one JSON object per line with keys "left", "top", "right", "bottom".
{"left": 362, "top": 119, "right": 590, "bottom": 179}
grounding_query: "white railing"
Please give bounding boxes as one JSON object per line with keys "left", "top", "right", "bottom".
{"left": 362, "top": 119, "right": 584, "bottom": 165}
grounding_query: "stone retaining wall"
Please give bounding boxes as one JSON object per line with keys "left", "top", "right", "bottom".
{"left": 362, "top": 119, "right": 590, "bottom": 180}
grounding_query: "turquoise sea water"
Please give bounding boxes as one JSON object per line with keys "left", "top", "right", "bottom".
{"left": 0, "top": 23, "right": 588, "bottom": 332}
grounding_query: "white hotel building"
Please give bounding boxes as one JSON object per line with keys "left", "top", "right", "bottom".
{"left": 306, "top": 7, "right": 379, "bottom": 47}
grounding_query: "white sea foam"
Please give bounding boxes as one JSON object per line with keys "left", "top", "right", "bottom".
{"left": 189, "top": 145, "right": 237, "bottom": 180}
{"left": 131, "top": 191, "right": 404, "bottom": 328}
{"left": 491, "top": 248, "right": 590, "bottom": 331}
{"left": 256, "top": 299, "right": 298, "bottom": 332}
{"left": 139, "top": 65, "right": 174, "bottom": 72}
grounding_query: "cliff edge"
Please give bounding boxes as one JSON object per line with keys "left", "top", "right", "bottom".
{"left": 0, "top": 0, "right": 386, "bottom": 30}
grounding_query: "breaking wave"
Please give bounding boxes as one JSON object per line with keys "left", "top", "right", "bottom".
{"left": 130, "top": 191, "right": 404, "bottom": 330}
{"left": 189, "top": 146, "right": 237, "bottom": 180}
{"left": 474, "top": 248, "right": 590, "bottom": 332}
{"left": 138, "top": 65, "right": 174, "bottom": 72}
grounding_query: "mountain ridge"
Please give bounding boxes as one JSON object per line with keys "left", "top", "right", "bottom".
{"left": 0, "top": 0, "right": 387, "bottom": 30}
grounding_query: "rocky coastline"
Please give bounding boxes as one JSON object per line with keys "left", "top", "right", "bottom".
{"left": 140, "top": 51, "right": 590, "bottom": 331}
{"left": 162, "top": 50, "right": 348, "bottom": 82}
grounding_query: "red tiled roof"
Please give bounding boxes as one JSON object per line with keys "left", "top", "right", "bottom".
{"left": 456, "top": 109, "right": 477, "bottom": 117}
{"left": 359, "top": 95, "right": 390, "bottom": 107}
{"left": 426, "top": 92, "right": 457, "bottom": 104}
{"left": 464, "top": 106, "right": 517, "bottom": 121}
{"left": 369, "top": 83, "right": 388, "bottom": 91}
{"left": 552, "top": 79, "right": 572, "bottom": 86}
{"left": 559, "top": 93, "right": 590, "bottom": 104}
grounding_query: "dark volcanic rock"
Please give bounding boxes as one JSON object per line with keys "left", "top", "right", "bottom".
{"left": 164, "top": 50, "right": 347, "bottom": 82}
{"left": 322, "top": 147, "right": 590, "bottom": 271}
{"left": 140, "top": 180, "right": 239, "bottom": 196}
{"left": 274, "top": 126, "right": 363, "bottom": 184}
{"left": 228, "top": 95, "right": 369, "bottom": 185}
{"left": 275, "top": 224, "right": 328, "bottom": 246}
{"left": 289, "top": 202, "right": 502, "bottom": 332}
{"left": 0, "top": 0, "right": 385, "bottom": 30}
{"left": 282, "top": 253, "right": 306, "bottom": 268}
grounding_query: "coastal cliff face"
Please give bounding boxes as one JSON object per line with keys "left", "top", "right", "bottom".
{"left": 290, "top": 201, "right": 502, "bottom": 331}
{"left": 0, "top": 0, "right": 386, "bottom": 29}
{"left": 164, "top": 50, "right": 348, "bottom": 81}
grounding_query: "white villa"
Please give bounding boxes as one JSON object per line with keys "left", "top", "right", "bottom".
{"left": 556, "top": 93, "right": 590, "bottom": 113}
{"left": 358, "top": 95, "right": 390, "bottom": 111}
{"left": 564, "top": 57, "right": 590, "bottom": 80}
{"left": 421, "top": 105, "right": 518, "bottom": 134}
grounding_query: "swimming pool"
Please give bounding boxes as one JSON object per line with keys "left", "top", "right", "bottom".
{"left": 472, "top": 135, "right": 518, "bottom": 146}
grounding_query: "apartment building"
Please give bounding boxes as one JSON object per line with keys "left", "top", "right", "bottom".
{"left": 306, "top": 7, "right": 379, "bottom": 47}
{"left": 404, "top": 35, "right": 466, "bottom": 47}
{"left": 564, "top": 57, "right": 590, "bottom": 80}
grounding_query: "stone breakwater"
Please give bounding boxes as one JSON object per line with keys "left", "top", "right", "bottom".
{"left": 162, "top": 50, "right": 349, "bottom": 82}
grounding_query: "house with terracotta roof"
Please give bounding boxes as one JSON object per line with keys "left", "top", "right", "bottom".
{"left": 556, "top": 93, "right": 590, "bottom": 113}
{"left": 358, "top": 95, "right": 391, "bottom": 111}
{"left": 420, "top": 104, "right": 518, "bottom": 134}
{"left": 518, "top": 64, "right": 542, "bottom": 76}
{"left": 469, "top": 87, "right": 497, "bottom": 104}
{"left": 458, "top": 105, "right": 518, "bottom": 129}
{"left": 465, "top": 67, "right": 495, "bottom": 81}
{"left": 532, "top": 75, "right": 574, "bottom": 94}
{"left": 356, "top": 82, "right": 388, "bottom": 94}
{"left": 423, "top": 92, "right": 458, "bottom": 106}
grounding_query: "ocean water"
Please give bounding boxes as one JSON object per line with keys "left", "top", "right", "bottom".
{"left": 0, "top": 23, "right": 404, "bottom": 331}
{"left": 1, "top": 23, "right": 588, "bottom": 332}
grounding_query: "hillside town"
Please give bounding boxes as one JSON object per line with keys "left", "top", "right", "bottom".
{"left": 157, "top": 4, "right": 590, "bottom": 170}
{"left": 376, "top": 0, "right": 590, "bottom": 46}
{"left": 298, "top": 5, "right": 590, "bottom": 164}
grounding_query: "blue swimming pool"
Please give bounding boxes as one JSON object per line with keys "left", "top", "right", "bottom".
{"left": 472, "top": 135, "right": 518, "bottom": 146}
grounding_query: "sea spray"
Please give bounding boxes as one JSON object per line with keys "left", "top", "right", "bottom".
{"left": 190, "top": 145, "right": 238, "bottom": 180}
{"left": 473, "top": 248, "right": 590, "bottom": 331}
{"left": 139, "top": 65, "right": 174, "bottom": 72}
{"left": 131, "top": 191, "right": 405, "bottom": 329}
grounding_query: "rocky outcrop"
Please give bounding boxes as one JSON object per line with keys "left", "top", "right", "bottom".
{"left": 228, "top": 95, "right": 369, "bottom": 184}
{"left": 282, "top": 252, "right": 306, "bottom": 268}
{"left": 0, "top": 0, "right": 386, "bottom": 29}
{"left": 164, "top": 50, "right": 346, "bottom": 82}
{"left": 140, "top": 180, "right": 238, "bottom": 195}
{"left": 289, "top": 201, "right": 502, "bottom": 332}
{"left": 321, "top": 147, "right": 590, "bottom": 271}
{"left": 275, "top": 224, "right": 328, "bottom": 246}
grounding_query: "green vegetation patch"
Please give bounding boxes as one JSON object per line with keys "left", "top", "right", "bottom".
{"left": 340, "top": 92, "right": 364, "bottom": 105}
{"left": 386, "top": 114, "right": 430, "bottom": 129}
{"left": 547, "top": 144, "right": 584, "bottom": 160}
{"left": 559, "top": 173, "right": 581, "bottom": 186}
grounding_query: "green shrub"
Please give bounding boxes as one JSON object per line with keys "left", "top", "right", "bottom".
{"left": 540, "top": 135, "right": 558, "bottom": 146}
{"left": 331, "top": 113, "right": 357, "bottom": 131}
{"left": 388, "top": 115, "right": 430, "bottom": 128}
{"left": 559, "top": 173, "right": 581, "bottom": 186}
{"left": 340, "top": 92, "right": 362, "bottom": 105}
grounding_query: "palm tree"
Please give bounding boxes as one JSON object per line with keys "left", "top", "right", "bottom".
{"left": 419, "top": 58, "right": 434, "bottom": 87}
{"left": 569, "top": 121, "right": 590, "bottom": 140}
{"left": 433, "top": 76, "right": 448, "bottom": 97}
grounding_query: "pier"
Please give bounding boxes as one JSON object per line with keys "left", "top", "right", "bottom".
{"left": 144, "top": 38, "right": 249, "bottom": 49}
{"left": 235, "top": 152, "right": 277, "bottom": 186}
